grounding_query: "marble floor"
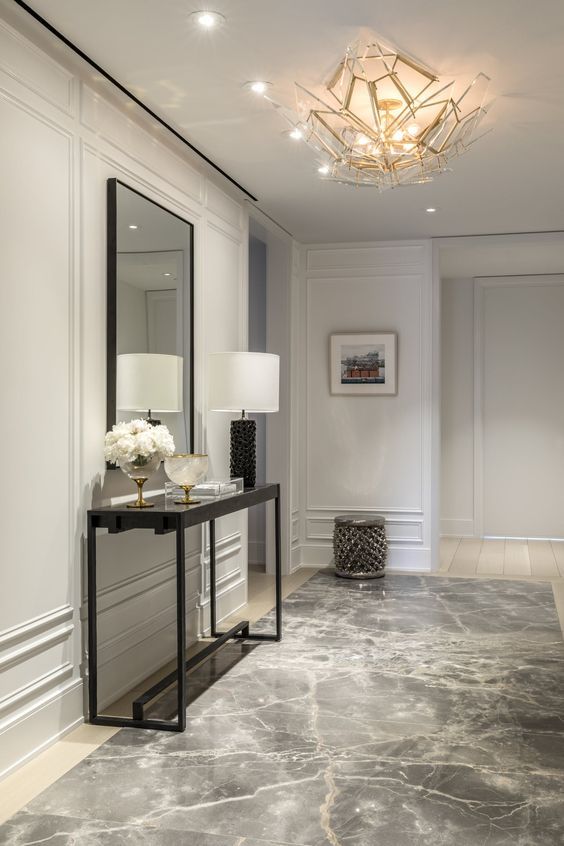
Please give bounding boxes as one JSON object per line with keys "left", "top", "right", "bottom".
{"left": 2, "top": 572, "right": 564, "bottom": 845}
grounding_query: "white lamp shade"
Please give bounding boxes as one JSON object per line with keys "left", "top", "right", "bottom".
{"left": 209, "top": 352, "right": 279, "bottom": 413}
{"left": 117, "top": 353, "right": 183, "bottom": 412}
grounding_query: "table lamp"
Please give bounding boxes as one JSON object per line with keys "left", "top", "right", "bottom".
{"left": 117, "top": 353, "right": 183, "bottom": 425}
{"left": 209, "top": 352, "right": 279, "bottom": 487}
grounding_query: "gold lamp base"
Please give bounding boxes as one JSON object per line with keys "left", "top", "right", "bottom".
{"left": 174, "top": 484, "right": 201, "bottom": 506}
{"left": 127, "top": 477, "right": 155, "bottom": 509}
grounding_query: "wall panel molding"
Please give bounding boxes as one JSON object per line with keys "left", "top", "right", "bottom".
{"left": 0, "top": 662, "right": 73, "bottom": 719}
{"left": 306, "top": 243, "right": 426, "bottom": 272}
{"left": 300, "top": 241, "right": 433, "bottom": 574}
{"left": 1, "top": 15, "right": 249, "bottom": 779}
{"left": 0, "top": 605, "right": 73, "bottom": 650}
{"left": 80, "top": 84, "right": 203, "bottom": 205}
{"left": 0, "top": 19, "right": 73, "bottom": 114}
{"left": 306, "top": 515, "right": 424, "bottom": 544}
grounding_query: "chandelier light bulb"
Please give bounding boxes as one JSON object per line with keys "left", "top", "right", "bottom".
{"left": 318, "top": 164, "right": 330, "bottom": 175}
{"left": 289, "top": 127, "right": 303, "bottom": 140}
{"left": 407, "top": 123, "right": 420, "bottom": 137}
{"left": 392, "top": 129, "right": 404, "bottom": 142}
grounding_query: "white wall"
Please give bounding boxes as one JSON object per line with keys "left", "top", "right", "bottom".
{"left": 440, "top": 278, "right": 475, "bottom": 536}
{"left": 440, "top": 274, "right": 564, "bottom": 540}
{"left": 296, "top": 241, "right": 434, "bottom": 571}
{"left": 0, "top": 10, "right": 249, "bottom": 778}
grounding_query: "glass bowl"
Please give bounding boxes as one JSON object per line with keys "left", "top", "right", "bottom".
{"left": 164, "top": 454, "right": 208, "bottom": 504}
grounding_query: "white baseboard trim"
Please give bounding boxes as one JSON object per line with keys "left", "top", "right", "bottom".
{"left": 441, "top": 518, "right": 475, "bottom": 537}
{"left": 200, "top": 576, "right": 247, "bottom": 635}
{"left": 0, "top": 678, "right": 83, "bottom": 780}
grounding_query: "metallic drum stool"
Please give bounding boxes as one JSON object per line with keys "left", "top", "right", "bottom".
{"left": 333, "top": 514, "right": 388, "bottom": 579}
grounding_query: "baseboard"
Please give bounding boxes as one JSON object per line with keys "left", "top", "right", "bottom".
{"left": 0, "top": 678, "right": 83, "bottom": 780}
{"left": 441, "top": 518, "right": 475, "bottom": 537}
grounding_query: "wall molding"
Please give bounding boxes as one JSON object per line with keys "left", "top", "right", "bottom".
{"left": 474, "top": 274, "right": 564, "bottom": 539}
{"left": 87, "top": 550, "right": 202, "bottom": 613}
{"left": 0, "top": 18, "right": 74, "bottom": 115}
{"left": 306, "top": 243, "right": 426, "bottom": 272}
{"left": 0, "top": 662, "right": 73, "bottom": 719}
{"left": 300, "top": 241, "right": 433, "bottom": 573}
{"left": 0, "top": 14, "right": 250, "bottom": 779}
{"left": 304, "top": 272, "right": 425, "bottom": 514}
{"left": 0, "top": 604, "right": 73, "bottom": 650}
{"left": 0, "top": 625, "right": 74, "bottom": 673}
{"left": 0, "top": 678, "right": 83, "bottom": 780}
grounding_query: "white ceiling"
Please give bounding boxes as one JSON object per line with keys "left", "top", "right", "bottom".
{"left": 22, "top": 0, "right": 564, "bottom": 242}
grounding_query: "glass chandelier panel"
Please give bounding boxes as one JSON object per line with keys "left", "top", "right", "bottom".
{"left": 293, "top": 41, "right": 490, "bottom": 189}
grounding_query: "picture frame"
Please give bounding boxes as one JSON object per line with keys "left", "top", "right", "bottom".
{"left": 330, "top": 332, "right": 397, "bottom": 395}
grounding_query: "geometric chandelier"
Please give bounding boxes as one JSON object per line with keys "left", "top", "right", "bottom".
{"left": 290, "top": 41, "right": 490, "bottom": 190}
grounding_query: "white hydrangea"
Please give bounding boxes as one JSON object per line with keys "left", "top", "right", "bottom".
{"left": 104, "top": 419, "right": 175, "bottom": 467}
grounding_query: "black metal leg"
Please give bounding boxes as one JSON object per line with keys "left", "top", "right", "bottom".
{"left": 274, "top": 487, "right": 282, "bottom": 642}
{"left": 90, "top": 486, "right": 282, "bottom": 732}
{"left": 175, "top": 517, "right": 186, "bottom": 731}
{"left": 87, "top": 515, "right": 98, "bottom": 721}
{"left": 210, "top": 519, "right": 217, "bottom": 637}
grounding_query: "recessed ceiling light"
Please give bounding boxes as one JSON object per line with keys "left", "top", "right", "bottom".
{"left": 163, "top": 272, "right": 172, "bottom": 277}
{"left": 426, "top": 207, "right": 437, "bottom": 213}
{"left": 190, "top": 10, "right": 225, "bottom": 29}
{"left": 128, "top": 224, "right": 139, "bottom": 229}
{"left": 245, "top": 81, "right": 271, "bottom": 95}
{"left": 289, "top": 127, "right": 303, "bottom": 140}
{"left": 318, "top": 164, "right": 330, "bottom": 175}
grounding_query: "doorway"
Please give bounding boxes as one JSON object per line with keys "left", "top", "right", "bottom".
{"left": 436, "top": 234, "right": 564, "bottom": 576}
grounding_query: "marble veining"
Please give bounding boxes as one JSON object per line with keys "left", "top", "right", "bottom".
{"left": 1, "top": 573, "right": 564, "bottom": 845}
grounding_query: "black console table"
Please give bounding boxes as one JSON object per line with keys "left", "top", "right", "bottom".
{"left": 87, "top": 483, "right": 281, "bottom": 732}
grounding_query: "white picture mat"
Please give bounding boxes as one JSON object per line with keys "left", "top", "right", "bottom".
{"left": 330, "top": 332, "right": 397, "bottom": 395}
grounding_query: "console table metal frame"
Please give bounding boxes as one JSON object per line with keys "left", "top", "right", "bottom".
{"left": 87, "top": 483, "right": 281, "bottom": 732}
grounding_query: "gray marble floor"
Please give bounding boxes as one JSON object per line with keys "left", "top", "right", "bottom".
{"left": 2, "top": 573, "right": 564, "bottom": 845}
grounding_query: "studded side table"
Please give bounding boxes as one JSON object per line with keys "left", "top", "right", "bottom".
{"left": 333, "top": 514, "right": 388, "bottom": 579}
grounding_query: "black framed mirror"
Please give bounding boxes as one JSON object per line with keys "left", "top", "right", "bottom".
{"left": 107, "top": 178, "right": 194, "bottom": 454}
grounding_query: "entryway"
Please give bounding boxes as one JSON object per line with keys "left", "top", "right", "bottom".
{"left": 437, "top": 233, "right": 564, "bottom": 568}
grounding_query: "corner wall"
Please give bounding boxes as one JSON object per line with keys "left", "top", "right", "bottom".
{"left": 296, "top": 241, "right": 434, "bottom": 571}
{"left": 0, "top": 9, "right": 248, "bottom": 777}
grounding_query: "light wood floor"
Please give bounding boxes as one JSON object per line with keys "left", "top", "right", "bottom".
{"left": 440, "top": 537, "right": 564, "bottom": 579}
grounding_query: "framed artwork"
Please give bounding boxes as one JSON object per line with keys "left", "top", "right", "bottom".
{"left": 330, "top": 332, "right": 397, "bottom": 395}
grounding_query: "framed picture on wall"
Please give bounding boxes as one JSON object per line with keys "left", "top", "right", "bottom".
{"left": 330, "top": 332, "right": 397, "bottom": 395}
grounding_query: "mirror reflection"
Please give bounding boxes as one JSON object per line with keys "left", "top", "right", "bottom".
{"left": 107, "top": 179, "right": 193, "bottom": 453}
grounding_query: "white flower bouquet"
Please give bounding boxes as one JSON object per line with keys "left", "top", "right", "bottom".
{"left": 104, "top": 419, "right": 175, "bottom": 468}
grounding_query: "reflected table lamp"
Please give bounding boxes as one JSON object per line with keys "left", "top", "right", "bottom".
{"left": 209, "top": 352, "right": 279, "bottom": 488}
{"left": 117, "top": 353, "right": 183, "bottom": 425}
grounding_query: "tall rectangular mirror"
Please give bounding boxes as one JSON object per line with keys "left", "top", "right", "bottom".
{"left": 107, "top": 179, "right": 194, "bottom": 454}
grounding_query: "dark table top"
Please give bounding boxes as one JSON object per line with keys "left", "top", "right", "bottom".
{"left": 88, "top": 483, "right": 279, "bottom": 533}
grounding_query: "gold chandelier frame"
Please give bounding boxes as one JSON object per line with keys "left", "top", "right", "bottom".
{"left": 288, "top": 41, "right": 490, "bottom": 189}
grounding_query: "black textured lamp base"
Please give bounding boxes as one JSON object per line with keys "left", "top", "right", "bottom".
{"left": 230, "top": 418, "right": 256, "bottom": 488}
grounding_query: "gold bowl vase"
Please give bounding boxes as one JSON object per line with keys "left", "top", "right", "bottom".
{"left": 120, "top": 453, "right": 161, "bottom": 508}
{"left": 164, "top": 454, "right": 208, "bottom": 504}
